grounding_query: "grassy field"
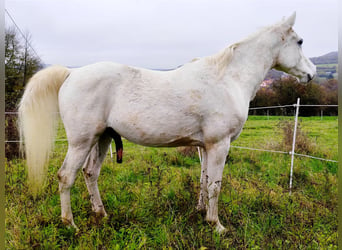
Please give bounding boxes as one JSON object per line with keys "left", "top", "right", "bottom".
{"left": 5, "top": 116, "right": 338, "bottom": 249}
{"left": 315, "top": 63, "right": 338, "bottom": 82}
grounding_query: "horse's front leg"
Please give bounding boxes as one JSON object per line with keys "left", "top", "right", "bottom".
{"left": 205, "top": 138, "right": 230, "bottom": 233}
{"left": 197, "top": 147, "right": 208, "bottom": 211}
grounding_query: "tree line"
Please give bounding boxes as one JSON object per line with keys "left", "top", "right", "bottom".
{"left": 249, "top": 77, "right": 338, "bottom": 116}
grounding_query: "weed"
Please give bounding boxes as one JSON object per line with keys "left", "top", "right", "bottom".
{"left": 278, "top": 120, "right": 317, "bottom": 154}
{"left": 177, "top": 146, "right": 198, "bottom": 158}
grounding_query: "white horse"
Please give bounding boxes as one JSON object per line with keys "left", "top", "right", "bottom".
{"left": 18, "top": 12, "right": 315, "bottom": 233}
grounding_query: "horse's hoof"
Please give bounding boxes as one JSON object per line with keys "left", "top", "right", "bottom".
{"left": 90, "top": 210, "right": 108, "bottom": 224}
{"left": 215, "top": 222, "right": 227, "bottom": 234}
{"left": 94, "top": 210, "right": 107, "bottom": 218}
{"left": 62, "top": 217, "right": 79, "bottom": 231}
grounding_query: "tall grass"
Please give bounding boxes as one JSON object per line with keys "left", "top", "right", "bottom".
{"left": 5, "top": 116, "right": 337, "bottom": 249}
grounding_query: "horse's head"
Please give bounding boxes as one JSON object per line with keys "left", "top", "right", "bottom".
{"left": 273, "top": 12, "right": 316, "bottom": 83}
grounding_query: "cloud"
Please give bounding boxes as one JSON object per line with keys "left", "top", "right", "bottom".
{"left": 6, "top": 0, "right": 338, "bottom": 68}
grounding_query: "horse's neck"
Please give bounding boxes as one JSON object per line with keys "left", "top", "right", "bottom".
{"left": 222, "top": 35, "right": 278, "bottom": 102}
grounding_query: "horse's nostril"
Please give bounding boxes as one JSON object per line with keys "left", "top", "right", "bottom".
{"left": 307, "top": 74, "right": 313, "bottom": 83}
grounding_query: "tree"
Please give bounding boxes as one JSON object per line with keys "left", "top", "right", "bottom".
{"left": 271, "top": 77, "right": 305, "bottom": 106}
{"left": 21, "top": 32, "right": 42, "bottom": 88}
{"left": 249, "top": 86, "right": 277, "bottom": 115}
{"left": 5, "top": 27, "right": 22, "bottom": 95}
{"left": 320, "top": 79, "right": 338, "bottom": 116}
{"left": 5, "top": 26, "right": 42, "bottom": 111}
{"left": 249, "top": 76, "right": 337, "bottom": 116}
{"left": 5, "top": 26, "right": 43, "bottom": 159}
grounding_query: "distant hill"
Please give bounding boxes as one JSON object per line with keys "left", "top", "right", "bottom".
{"left": 310, "top": 51, "right": 338, "bottom": 65}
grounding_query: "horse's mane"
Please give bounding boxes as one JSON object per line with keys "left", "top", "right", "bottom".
{"left": 205, "top": 24, "right": 277, "bottom": 77}
{"left": 205, "top": 43, "right": 239, "bottom": 77}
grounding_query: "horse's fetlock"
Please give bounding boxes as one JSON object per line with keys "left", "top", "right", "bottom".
{"left": 61, "top": 217, "right": 72, "bottom": 226}
{"left": 206, "top": 216, "right": 218, "bottom": 225}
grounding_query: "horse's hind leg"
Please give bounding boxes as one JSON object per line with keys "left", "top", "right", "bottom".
{"left": 58, "top": 143, "right": 93, "bottom": 229}
{"left": 82, "top": 132, "right": 112, "bottom": 218}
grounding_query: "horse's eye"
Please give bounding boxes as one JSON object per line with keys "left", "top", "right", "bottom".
{"left": 297, "top": 39, "right": 303, "bottom": 46}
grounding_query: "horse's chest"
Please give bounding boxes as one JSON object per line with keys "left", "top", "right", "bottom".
{"left": 203, "top": 104, "right": 247, "bottom": 143}
{"left": 225, "top": 114, "right": 247, "bottom": 140}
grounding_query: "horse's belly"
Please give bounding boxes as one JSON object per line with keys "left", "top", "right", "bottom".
{"left": 124, "top": 132, "right": 203, "bottom": 147}
{"left": 109, "top": 110, "right": 204, "bottom": 147}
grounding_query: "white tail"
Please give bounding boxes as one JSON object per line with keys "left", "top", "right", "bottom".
{"left": 18, "top": 65, "right": 70, "bottom": 194}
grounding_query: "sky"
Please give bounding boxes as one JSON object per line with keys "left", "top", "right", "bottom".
{"left": 5, "top": 0, "right": 338, "bottom": 69}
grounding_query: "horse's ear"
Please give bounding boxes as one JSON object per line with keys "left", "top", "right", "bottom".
{"left": 283, "top": 12, "right": 296, "bottom": 28}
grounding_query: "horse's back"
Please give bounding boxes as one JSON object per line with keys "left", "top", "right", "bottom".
{"left": 58, "top": 61, "right": 205, "bottom": 146}
{"left": 58, "top": 60, "right": 246, "bottom": 148}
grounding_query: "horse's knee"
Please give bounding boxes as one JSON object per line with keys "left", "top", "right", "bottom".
{"left": 57, "top": 168, "right": 77, "bottom": 190}
{"left": 57, "top": 169, "right": 67, "bottom": 184}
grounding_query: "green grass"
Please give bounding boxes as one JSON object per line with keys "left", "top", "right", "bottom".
{"left": 316, "top": 63, "right": 337, "bottom": 68}
{"left": 6, "top": 116, "right": 337, "bottom": 249}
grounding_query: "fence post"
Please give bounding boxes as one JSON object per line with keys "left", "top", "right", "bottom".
{"left": 289, "top": 98, "right": 300, "bottom": 194}
{"left": 110, "top": 144, "right": 113, "bottom": 159}
{"left": 197, "top": 147, "right": 202, "bottom": 165}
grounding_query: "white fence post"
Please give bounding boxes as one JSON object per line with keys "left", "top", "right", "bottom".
{"left": 110, "top": 144, "right": 113, "bottom": 159}
{"left": 289, "top": 98, "right": 300, "bottom": 194}
{"left": 197, "top": 147, "right": 202, "bottom": 165}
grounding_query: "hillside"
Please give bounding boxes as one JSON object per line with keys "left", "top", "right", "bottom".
{"left": 310, "top": 51, "right": 338, "bottom": 64}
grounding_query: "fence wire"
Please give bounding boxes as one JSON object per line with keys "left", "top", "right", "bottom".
{"left": 5, "top": 104, "right": 338, "bottom": 164}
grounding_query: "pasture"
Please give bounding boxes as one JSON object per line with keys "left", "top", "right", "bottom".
{"left": 5, "top": 116, "right": 337, "bottom": 249}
